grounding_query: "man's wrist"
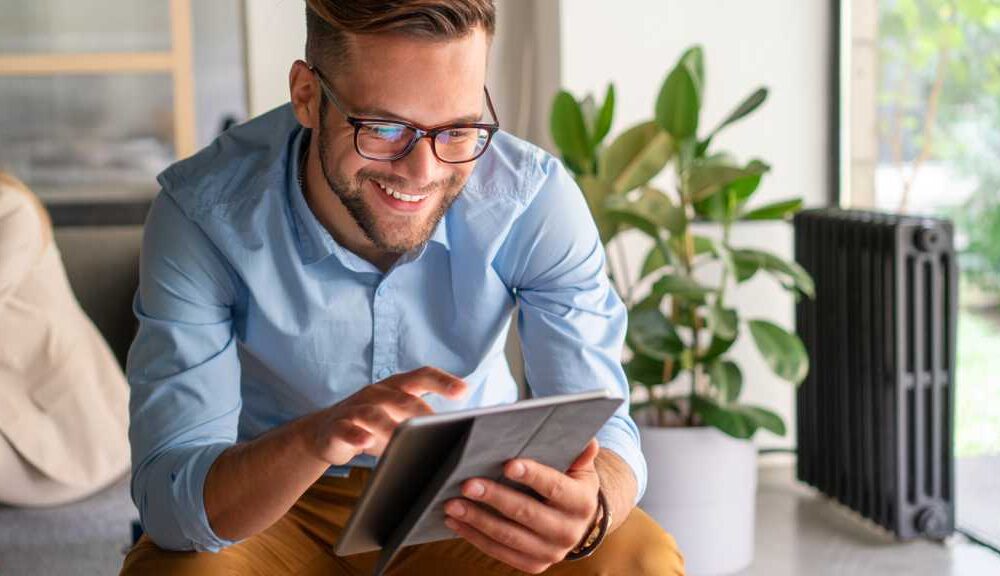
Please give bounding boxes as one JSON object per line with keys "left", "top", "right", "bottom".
{"left": 593, "top": 448, "right": 636, "bottom": 533}
{"left": 565, "top": 488, "right": 611, "bottom": 560}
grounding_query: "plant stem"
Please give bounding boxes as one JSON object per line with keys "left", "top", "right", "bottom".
{"left": 676, "top": 157, "right": 702, "bottom": 427}
{"left": 717, "top": 218, "right": 733, "bottom": 307}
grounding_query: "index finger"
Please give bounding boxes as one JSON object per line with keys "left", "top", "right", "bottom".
{"left": 387, "top": 366, "right": 469, "bottom": 400}
{"left": 503, "top": 458, "right": 591, "bottom": 515}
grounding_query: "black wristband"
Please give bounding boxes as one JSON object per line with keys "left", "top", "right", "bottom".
{"left": 565, "top": 488, "right": 611, "bottom": 561}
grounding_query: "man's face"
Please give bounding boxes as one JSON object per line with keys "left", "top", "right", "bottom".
{"left": 314, "top": 29, "right": 490, "bottom": 254}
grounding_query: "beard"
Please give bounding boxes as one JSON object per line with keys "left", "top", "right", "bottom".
{"left": 316, "top": 104, "right": 464, "bottom": 254}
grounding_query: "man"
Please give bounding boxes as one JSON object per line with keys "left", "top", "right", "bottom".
{"left": 121, "top": 1, "right": 684, "bottom": 574}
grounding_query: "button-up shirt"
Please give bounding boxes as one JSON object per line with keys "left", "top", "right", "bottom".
{"left": 127, "top": 104, "right": 644, "bottom": 552}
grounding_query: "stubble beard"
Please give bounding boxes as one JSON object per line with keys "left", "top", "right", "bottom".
{"left": 315, "top": 103, "right": 463, "bottom": 254}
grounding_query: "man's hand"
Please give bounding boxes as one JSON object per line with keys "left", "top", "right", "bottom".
{"left": 205, "top": 366, "right": 467, "bottom": 542}
{"left": 306, "top": 366, "right": 469, "bottom": 465}
{"left": 443, "top": 439, "right": 602, "bottom": 574}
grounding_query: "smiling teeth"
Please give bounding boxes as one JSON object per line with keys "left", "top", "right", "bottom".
{"left": 375, "top": 181, "right": 427, "bottom": 203}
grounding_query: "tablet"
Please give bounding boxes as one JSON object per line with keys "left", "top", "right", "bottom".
{"left": 332, "top": 389, "right": 623, "bottom": 574}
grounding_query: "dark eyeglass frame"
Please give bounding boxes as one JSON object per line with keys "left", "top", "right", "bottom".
{"left": 306, "top": 62, "right": 500, "bottom": 164}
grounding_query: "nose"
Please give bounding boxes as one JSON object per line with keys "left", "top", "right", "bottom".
{"left": 392, "top": 136, "right": 441, "bottom": 190}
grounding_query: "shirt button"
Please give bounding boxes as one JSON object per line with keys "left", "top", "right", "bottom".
{"left": 376, "top": 368, "right": 392, "bottom": 380}
{"left": 376, "top": 283, "right": 387, "bottom": 296}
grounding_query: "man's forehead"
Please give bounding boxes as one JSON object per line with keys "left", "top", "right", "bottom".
{"left": 333, "top": 30, "right": 489, "bottom": 126}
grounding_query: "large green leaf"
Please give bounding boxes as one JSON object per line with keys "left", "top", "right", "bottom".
{"left": 705, "top": 87, "right": 768, "bottom": 142}
{"left": 640, "top": 244, "right": 673, "bottom": 279}
{"left": 655, "top": 64, "right": 700, "bottom": 140}
{"left": 693, "top": 187, "right": 730, "bottom": 221}
{"left": 625, "top": 352, "right": 663, "bottom": 386}
{"left": 668, "top": 235, "right": 714, "bottom": 262}
{"left": 628, "top": 307, "right": 685, "bottom": 360}
{"left": 707, "top": 302, "right": 738, "bottom": 341}
{"left": 550, "top": 91, "right": 592, "bottom": 169}
{"left": 730, "top": 248, "right": 815, "bottom": 297}
{"left": 739, "top": 405, "right": 786, "bottom": 436}
{"left": 576, "top": 175, "right": 616, "bottom": 244}
{"left": 580, "top": 94, "right": 597, "bottom": 138}
{"left": 742, "top": 198, "right": 804, "bottom": 221}
{"left": 700, "top": 331, "right": 737, "bottom": 364}
{"left": 651, "top": 274, "right": 715, "bottom": 300}
{"left": 679, "top": 45, "right": 704, "bottom": 99}
{"left": 601, "top": 122, "right": 673, "bottom": 194}
{"left": 729, "top": 160, "right": 769, "bottom": 203}
{"left": 691, "top": 394, "right": 754, "bottom": 438}
{"left": 692, "top": 235, "right": 715, "bottom": 255}
{"left": 591, "top": 84, "right": 615, "bottom": 147}
{"left": 748, "top": 319, "right": 809, "bottom": 384}
{"left": 708, "top": 360, "right": 742, "bottom": 403}
{"left": 604, "top": 187, "right": 685, "bottom": 237}
{"left": 625, "top": 351, "right": 680, "bottom": 387}
{"left": 686, "top": 159, "right": 770, "bottom": 203}
{"left": 692, "top": 396, "right": 787, "bottom": 439}
{"left": 693, "top": 162, "right": 766, "bottom": 222}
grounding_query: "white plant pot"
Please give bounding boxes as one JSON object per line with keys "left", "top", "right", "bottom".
{"left": 639, "top": 426, "right": 757, "bottom": 576}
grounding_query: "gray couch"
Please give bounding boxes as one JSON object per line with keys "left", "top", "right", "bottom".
{"left": 0, "top": 223, "right": 143, "bottom": 576}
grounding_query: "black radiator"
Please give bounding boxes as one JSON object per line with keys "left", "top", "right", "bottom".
{"left": 793, "top": 209, "right": 956, "bottom": 540}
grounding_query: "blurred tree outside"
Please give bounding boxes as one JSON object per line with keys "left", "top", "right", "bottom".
{"left": 876, "top": 0, "right": 1000, "bottom": 458}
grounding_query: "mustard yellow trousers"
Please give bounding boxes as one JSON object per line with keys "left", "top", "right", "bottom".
{"left": 120, "top": 468, "right": 684, "bottom": 575}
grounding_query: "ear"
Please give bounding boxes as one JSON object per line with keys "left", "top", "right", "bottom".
{"left": 289, "top": 60, "right": 319, "bottom": 129}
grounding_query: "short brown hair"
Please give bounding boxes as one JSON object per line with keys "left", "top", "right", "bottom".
{"left": 305, "top": 0, "right": 495, "bottom": 74}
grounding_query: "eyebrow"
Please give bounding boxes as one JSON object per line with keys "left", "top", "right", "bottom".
{"left": 353, "top": 107, "right": 485, "bottom": 126}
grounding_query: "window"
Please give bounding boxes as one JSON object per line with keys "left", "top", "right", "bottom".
{"left": 839, "top": 0, "right": 1000, "bottom": 548}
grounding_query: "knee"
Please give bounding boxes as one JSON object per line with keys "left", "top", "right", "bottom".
{"left": 120, "top": 536, "right": 244, "bottom": 576}
{"left": 604, "top": 508, "right": 685, "bottom": 576}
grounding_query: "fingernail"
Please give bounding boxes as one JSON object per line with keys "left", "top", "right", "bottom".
{"left": 445, "top": 501, "right": 466, "bottom": 517}
{"left": 509, "top": 461, "right": 526, "bottom": 479}
{"left": 444, "top": 518, "right": 458, "bottom": 531}
{"left": 465, "top": 481, "right": 485, "bottom": 498}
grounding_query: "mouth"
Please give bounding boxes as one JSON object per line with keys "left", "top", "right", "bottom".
{"left": 370, "top": 179, "right": 430, "bottom": 213}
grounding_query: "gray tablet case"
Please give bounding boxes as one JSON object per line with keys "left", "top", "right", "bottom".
{"left": 332, "top": 390, "right": 623, "bottom": 575}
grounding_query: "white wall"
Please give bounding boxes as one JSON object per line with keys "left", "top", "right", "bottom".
{"left": 558, "top": 0, "right": 831, "bottom": 448}
{"left": 244, "top": 0, "right": 307, "bottom": 116}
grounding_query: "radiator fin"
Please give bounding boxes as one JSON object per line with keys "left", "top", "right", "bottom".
{"left": 794, "top": 209, "right": 956, "bottom": 540}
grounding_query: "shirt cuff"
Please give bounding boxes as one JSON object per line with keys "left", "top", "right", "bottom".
{"left": 595, "top": 417, "right": 648, "bottom": 505}
{"left": 172, "top": 442, "right": 237, "bottom": 552}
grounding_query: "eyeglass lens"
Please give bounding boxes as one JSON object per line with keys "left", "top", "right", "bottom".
{"left": 356, "top": 123, "right": 491, "bottom": 162}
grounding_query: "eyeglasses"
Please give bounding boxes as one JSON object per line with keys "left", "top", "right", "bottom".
{"left": 307, "top": 63, "right": 500, "bottom": 164}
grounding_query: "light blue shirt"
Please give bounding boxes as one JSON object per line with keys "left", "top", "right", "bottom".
{"left": 127, "top": 104, "right": 644, "bottom": 552}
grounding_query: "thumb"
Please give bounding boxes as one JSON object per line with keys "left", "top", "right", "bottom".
{"left": 567, "top": 438, "right": 600, "bottom": 476}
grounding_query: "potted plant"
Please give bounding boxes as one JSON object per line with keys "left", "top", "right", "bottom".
{"left": 549, "top": 46, "right": 814, "bottom": 575}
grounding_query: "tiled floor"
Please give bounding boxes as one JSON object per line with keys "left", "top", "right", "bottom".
{"left": 956, "top": 455, "right": 1000, "bottom": 548}
{"left": 1, "top": 464, "right": 998, "bottom": 575}
{"left": 738, "top": 462, "right": 1000, "bottom": 576}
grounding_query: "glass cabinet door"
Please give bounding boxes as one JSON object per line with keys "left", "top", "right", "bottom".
{"left": 0, "top": 0, "right": 172, "bottom": 55}
{"left": 0, "top": 74, "right": 176, "bottom": 201}
{"left": 0, "top": 0, "right": 247, "bottom": 204}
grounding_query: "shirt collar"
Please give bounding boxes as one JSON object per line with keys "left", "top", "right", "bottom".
{"left": 287, "top": 128, "right": 451, "bottom": 269}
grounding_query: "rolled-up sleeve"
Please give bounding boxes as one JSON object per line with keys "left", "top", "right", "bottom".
{"left": 126, "top": 192, "right": 243, "bottom": 551}
{"left": 494, "top": 155, "right": 647, "bottom": 503}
